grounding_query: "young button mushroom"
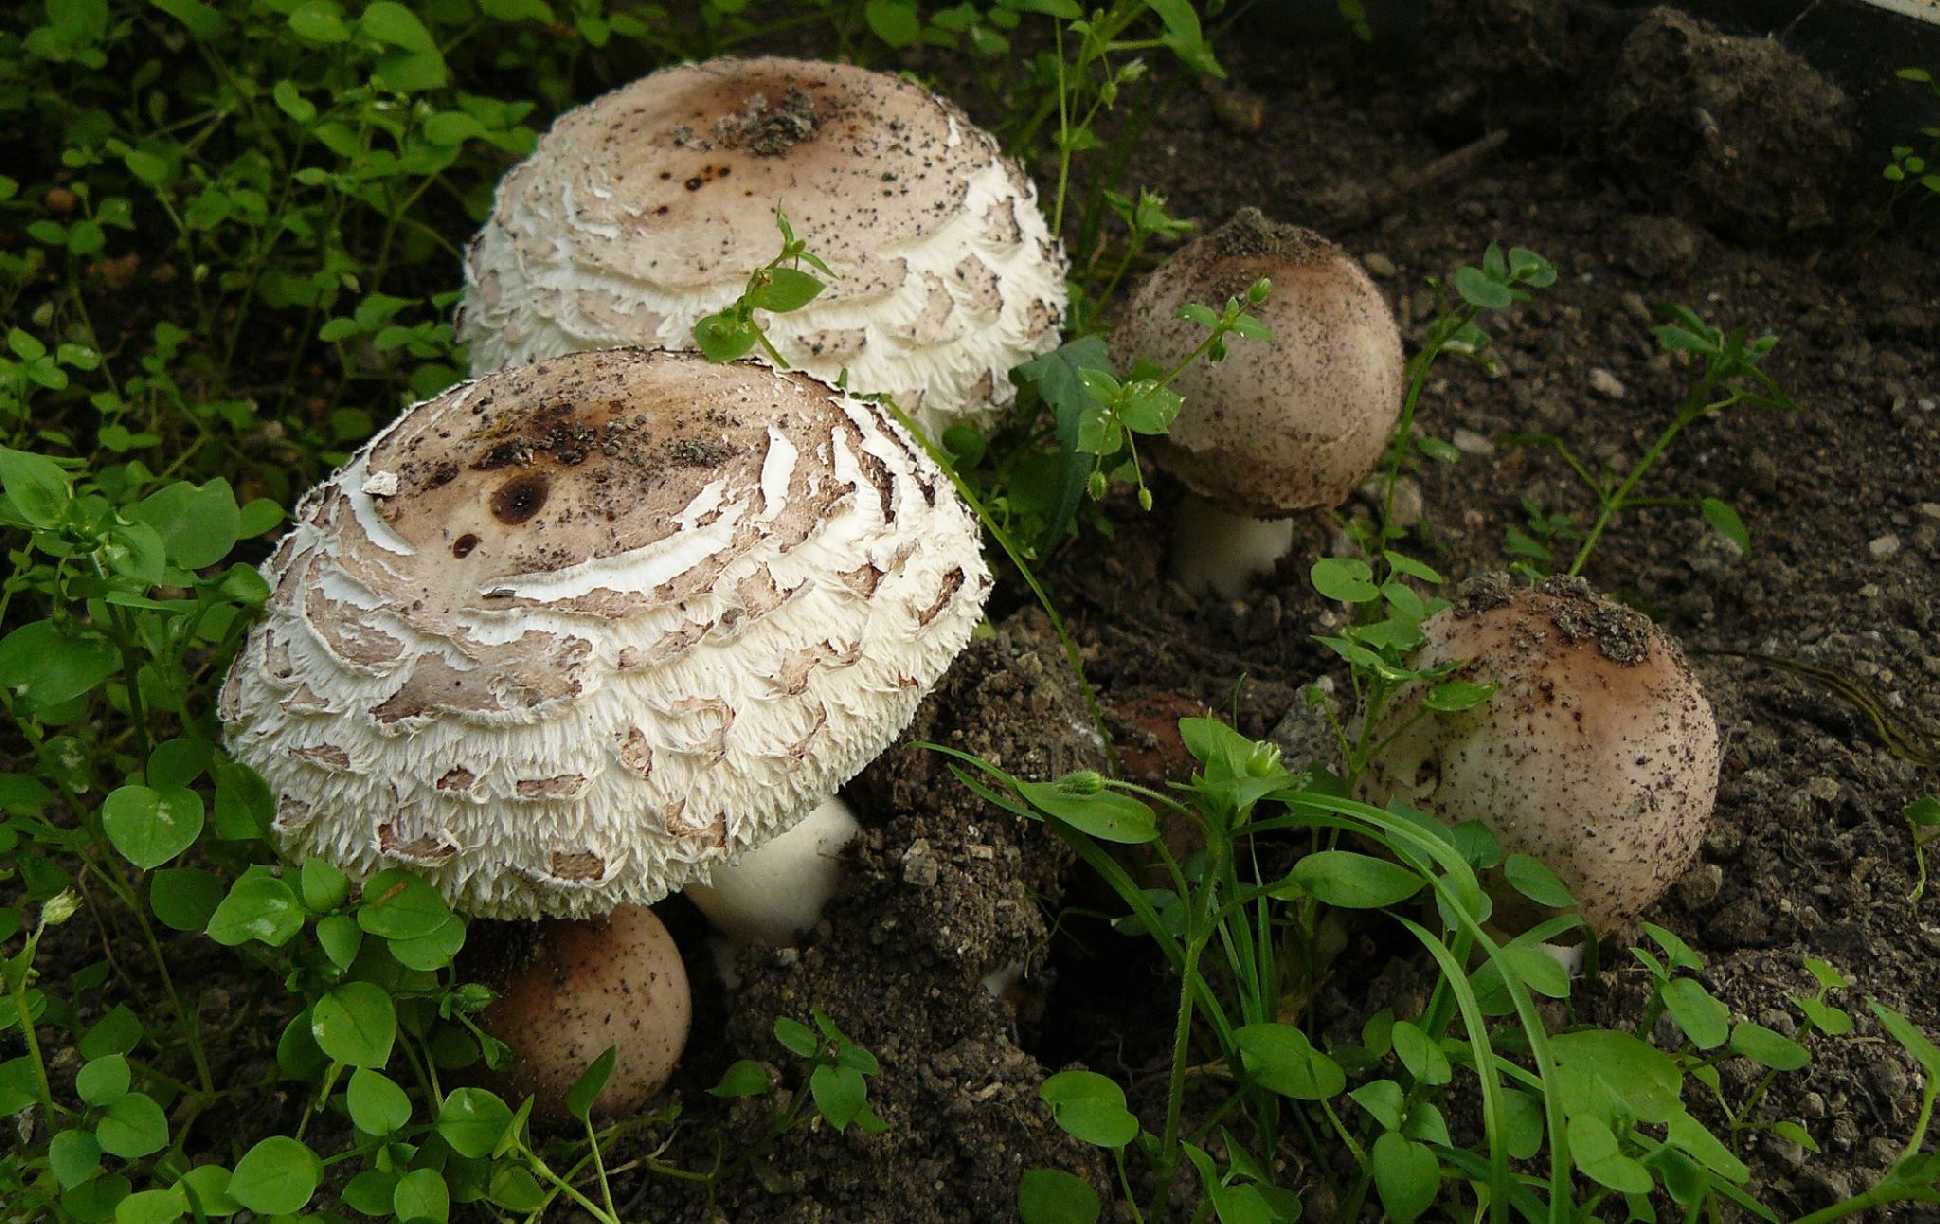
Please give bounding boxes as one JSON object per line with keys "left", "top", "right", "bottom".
{"left": 484, "top": 905, "right": 691, "bottom": 1120}
{"left": 457, "top": 55, "right": 1067, "bottom": 438}
{"left": 1112, "top": 209, "right": 1404, "bottom": 597}
{"left": 1360, "top": 574, "right": 1721, "bottom": 934}
{"left": 218, "top": 346, "right": 992, "bottom": 937}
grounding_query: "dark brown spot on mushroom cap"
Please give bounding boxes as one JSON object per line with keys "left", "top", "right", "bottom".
{"left": 452, "top": 533, "right": 480, "bottom": 558}
{"left": 491, "top": 474, "right": 550, "bottom": 524}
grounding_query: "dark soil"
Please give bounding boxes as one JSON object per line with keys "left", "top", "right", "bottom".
{"left": 623, "top": 1, "right": 1940, "bottom": 1219}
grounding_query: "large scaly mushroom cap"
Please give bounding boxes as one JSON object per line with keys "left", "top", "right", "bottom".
{"left": 1361, "top": 574, "right": 1720, "bottom": 933}
{"left": 1113, "top": 209, "right": 1404, "bottom": 517}
{"left": 458, "top": 55, "right": 1067, "bottom": 437}
{"left": 219, "top": 348, "right": 992, "bottom": 919}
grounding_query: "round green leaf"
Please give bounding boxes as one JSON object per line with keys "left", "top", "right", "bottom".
{"left": 1372, "top": 1131, "right": 1440, "bottom": 1224}
{"left": 300, "top": 858, "right": 349, "bottom": 912}
{"left": 103, "top": 785, "right": 204, "bottom": 870}
{"left": 131, "top": 479, "right": 240, "bottom": 570}
{"left": 1662, "top": 978, "right": 1730, "bottom": 1050}
{"left": 346, "top": 1067, "right": 412, "bottom": 1135}
{"left": 49, "top": 1128, "right": 101, "bottom": 1189}
{"left": 1391, "top": 1021, "right": 1453, "bottom": 1086}
{"left": 205, "top": 872, "right": 303, "bottom": 947}
{"left": 357, "top": 869, "right": 450, "bottom": 938}
{"left": 1424, "top": 680, "right": 1494, "bottom": 713}
{"left": 95, "top": 1092, "right": 169, "bottom": 1158}
{"left": 707, "top": 1059, "right": 772, "bottom": 1099}
{"left": 227, "top": 1136, "right": 320, "bottom": 1214}
{"left": 388, "top": 914, "right": 465, "bottom": 971}
{"left": 487, "top": 1165, "right": 546, "bottom": 1213}
{"left": 1311, "top": 557, "right": 1379, "bottom": 603}
{"left": 112, "top": 1187, "right": 185, "bottom": 1224}
{"left": 1018, "top": 1168, "right": 1100, "bottom": 1224}
{"left": 1568, "top": 1115, "right": 1653, "bottom": 1194}
{"left": 436, "top": 1087, "right": 513, "bottom": 1158}
{"left": 175, "top": 1165, "right": 239, "bottom": 1217}
{"left": 342, "top": 1169, "right": 397, "bottom": 1215}
{"left": 312, "top": 981, "right": 397, "bottom": 1068}
{"left": 392, "top": 1168, "right": 449, "bottom": 1223}
{"left": 76, "top": 1054, "right": 131, "bottom": 1105}
{"left": 1039, "top": 1070, "right": 1138, "bottom": 1148}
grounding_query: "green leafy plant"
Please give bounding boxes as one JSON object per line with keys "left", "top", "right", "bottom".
{"left": 1883, "top": 67, "right": 1940, "bottom": 212}
{"left": 1505, "top": 305, "right": 1793, "bottom": 578}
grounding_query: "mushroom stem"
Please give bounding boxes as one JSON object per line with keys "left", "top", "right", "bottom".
{"left": 1169, "top": 493, "right": 1296, "bottom": 598}
{"left": 684, "top": 795, "right": 861, "bottom": 946}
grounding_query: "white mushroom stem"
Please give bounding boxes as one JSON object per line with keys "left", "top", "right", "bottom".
{"left": 1169, "top": 493, "right": 1297, "bottom": 599}
{"left": 684, "top": 795, "right": 861, "bottom": 946}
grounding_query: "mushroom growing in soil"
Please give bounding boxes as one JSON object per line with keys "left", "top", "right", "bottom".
{"left": 1112, "top": 209, "right": 1404, "bottom": 597}
{"left": 1360, "top": 574, "right": 1721, "bottom": 934}
{"left": 484, "top": 904, "right": 691, "bottom": 1120}
{"left": 218, "top": 346, "right": 992, "bottom": 944}
{"left": 457, "top": 55, "right": 1066, "bottom": 437}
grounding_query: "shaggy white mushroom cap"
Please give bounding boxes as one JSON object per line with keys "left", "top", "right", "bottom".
{"left": 1361, "top": 574, "right": 1721, "bottom": 933}
{"left": 1113, "top": 209, "right": 1404, "bottom": 517}
{"left": 220, "top": 347, "right": 992, "bottom": 919}
{"left": 458, "top": 55, "right": 1067, "bottom": 437}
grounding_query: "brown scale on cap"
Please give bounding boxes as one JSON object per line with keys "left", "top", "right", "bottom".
{"left": 1113, "top": 208, "right": 1405, "bottom": 518}
{"left": 1362, "top": 575, "right": 1721, "bottom": 933}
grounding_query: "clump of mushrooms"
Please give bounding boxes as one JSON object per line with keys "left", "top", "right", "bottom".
{"left": 1361, "top": 574, "right": 1721, "bottom": 935}
{"left": 220, "top": 347, "right": 992, "bottom": 1106}
{"left": 457, "top": 55, "right": 1066, "bottom": 437}
{"left": 1112, "top": 208, "right": 1404, "bottom": 597}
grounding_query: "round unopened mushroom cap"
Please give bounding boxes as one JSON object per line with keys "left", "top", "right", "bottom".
{"left": 1361, "top": 574, "right": 1720, "bottom": 932}
{"left": 458, "top": 55, "right": 1067, "bottom": 437}
{"left": 484, "top": 904, "right": 690, "bottom": 1119}
{"left": 1112, "top": 209, "right": 1403, "bottom": 517}
{"left": 219, "top": 347, "right": 992, "bottom": 919}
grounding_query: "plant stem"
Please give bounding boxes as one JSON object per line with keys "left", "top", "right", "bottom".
{"left": 1566, "top": 378, "right": 1715, "bottom": 577}
{"left": 6, "top": 932, "right": 59, "bottom": 1119}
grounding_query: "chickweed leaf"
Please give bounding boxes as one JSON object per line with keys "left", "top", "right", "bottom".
{"left": 1700, "top": 497, "right": 1750, "bottom": 553}
{"left": 228, "top": 1136, "right": 321, "bottom": 1214}
{"left": 810, "top": 1063, "right": 868, "bottom": 1132}
{"left": 346, "top": 1066, "right": 413, "bottom": 1135}
{"left": 1371, "top": 1131, "right": 1441, "bottom": 1224}
{"left": 1662, "top": 977, "right": 1730, "bottom": 1050}
{"left": 357, "top": 868, "right": 449, "bottom": 939}
{"left": 1503, "top": 854, "right": 1575, "bottom": 908}
{"left": 312, "top": 980, "right": 397, "bottom": 1068}
{"left": 1311, "top": 558, "right": 1379, "bottom": 603}
{"left": 96, "top": 1092, "right": 169, "bottom": 1158}
{"left": 747, "top": 267, "right": 824, "bottom": 313}
{"left": 1018, "top": 1169, "right": 1100, "bottom": 1224}
{"left": 1234, "top": 1023, "right": 1346, "bottom": 1100}
{"left": 1040, "top": 1069, "right": 1139, "bottom": 1148}
{"left": 102, "top": 785, "right": 203, "bottom": 869}
{"left": 1729, "top": 1022, "right": 1808, "bottom": 1071}
{"left": 1424, "top": 681, "right": 1493, "bottom": 713}
{"left": 1871, "top": 1003, "right": 1940, "bottom": 1079}
{"left": 1276, "top": 851, "right": 1424, "bottom": 909}
{"left": 693, "top": 312, "right": 758, "bottom": 363}
{"left": 709, "top": 1060, "right": 772, "bottom": 1098}
{"left": 1016, "top": 778, "right": 1157, "bottom": 844}
{"left": 1568, "top": 1115, "right": 1653, "bottom": 1194}
{"left": 1452, "top": 266, "right": 1513, "bottom": 311}
{"left": 566, "top": 1045, "right": 617, "bottom": 1121}
{"left": 205, "top": 871, "right": 304, "bottom": 947}
{"left": 436, "top": 1087, "right": 515, "bottom": 1158}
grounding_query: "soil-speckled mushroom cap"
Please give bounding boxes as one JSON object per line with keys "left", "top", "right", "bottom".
{"left": 219, "top": 347, "right": 992, "bottom": 919}
{"left": 458, "top": 55, "right": 1067, "bottom": 437}
{"left": 1112, "top": 209, "right": 1403, "bottom": 518}
{"left": 484, "top": 905, "right": 691, "bottom": 1119}
{"left": 1361, "top": 574, "right": 1720, "bottom": 932}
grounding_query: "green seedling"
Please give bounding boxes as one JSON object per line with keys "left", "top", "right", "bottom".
{"left": 1883, "top": 67, "right": 1940, "bottom": 214}
{"left": 1505, "top": 305, "right": 1794, "bottom": 578}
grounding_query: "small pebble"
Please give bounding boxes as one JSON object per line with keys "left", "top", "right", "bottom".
{"left": 1620, "top": 291, "right": 1651, "bottom": 323}
{"left": 1589, "top": 367, "right": 1627, "bottom": 399}
{"left": 1674, "top": 863, "right": 1724, "bottom": 908}
{"left": 1363, "top": 252, "right": 1397, "bottom": 279}
{"left": 1869, "top": 534, "right": 1901, "bottom": 560}
{"left": 1452, "top": 427, "right": 1495, "bottom": 456}
{"left": 1917, "top": 502, "right": 1940, "bottom": 520}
